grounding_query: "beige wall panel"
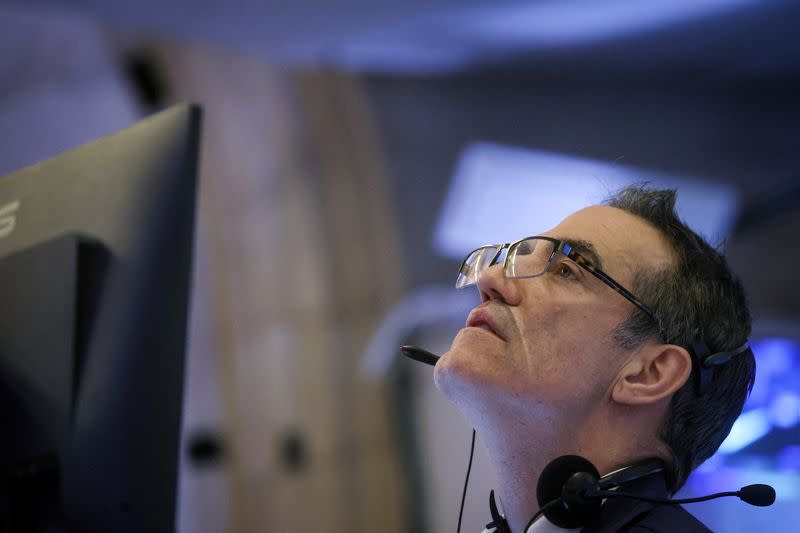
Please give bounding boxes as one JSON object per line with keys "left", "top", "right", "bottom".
{"left": 150, "top": 40, "right": 408, "bottom": 532}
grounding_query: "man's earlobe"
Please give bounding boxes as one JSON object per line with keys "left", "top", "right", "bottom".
{"left": 612, "top": 344, "right": 692, "bottom": 406}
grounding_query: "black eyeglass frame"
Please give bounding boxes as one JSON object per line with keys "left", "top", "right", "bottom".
{"left": 457, "top": 236, "right": 654, "bottom": 317}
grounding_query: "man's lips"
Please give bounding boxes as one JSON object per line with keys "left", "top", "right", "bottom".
{"left": 466, "top": 308, "right": 507, "bottom": 342}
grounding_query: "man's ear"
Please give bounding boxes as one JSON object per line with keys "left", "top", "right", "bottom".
{"left": 612, "top": 343, "right": 693, "bottom": 406}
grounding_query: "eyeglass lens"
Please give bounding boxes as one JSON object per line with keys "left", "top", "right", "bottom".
{"left": 456, "top": 238, "right": 558, "bottom": 289}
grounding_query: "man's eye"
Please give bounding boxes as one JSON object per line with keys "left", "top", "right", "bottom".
{"left": 558, "top": 262, "right": 577, "bottom": 279}
{"left": 516, "top": 243, "right": 532, "bottom": 255}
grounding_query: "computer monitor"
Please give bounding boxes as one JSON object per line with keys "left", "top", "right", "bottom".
{"left": 0, "top": 103, "right": 202, "bottom": 532}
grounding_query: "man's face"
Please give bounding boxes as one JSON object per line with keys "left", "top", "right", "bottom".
{"left": 434, "top": 205, "right": 675, "bottom": 425}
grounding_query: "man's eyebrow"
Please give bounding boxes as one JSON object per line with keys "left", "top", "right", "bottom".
{"left": 557, "top": 237, "right": 604, "bottom": 270}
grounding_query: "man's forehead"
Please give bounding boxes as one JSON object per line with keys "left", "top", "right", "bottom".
{"left": 544, "top": 205, "right": 675, "bottom": 280}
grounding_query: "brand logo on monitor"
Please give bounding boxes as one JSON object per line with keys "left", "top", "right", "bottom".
{"left": 0, "top": 200, "right": 20, "bottom": 239}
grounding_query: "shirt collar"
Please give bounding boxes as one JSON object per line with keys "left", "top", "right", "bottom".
{"left": 580, "top": 469, "right": 670, "bottom": 533}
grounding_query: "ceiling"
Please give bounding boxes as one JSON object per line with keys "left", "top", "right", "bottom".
{"left": 10, "top": 0, "right": 800, "bottom": 75}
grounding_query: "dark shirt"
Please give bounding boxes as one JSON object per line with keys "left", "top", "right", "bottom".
{"left": 582, "top": 471, "right": 712, "bottom": 533}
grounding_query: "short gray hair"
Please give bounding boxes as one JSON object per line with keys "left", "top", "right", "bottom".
{"left": 606, "top": 185, "right": 755, "bottom": 492}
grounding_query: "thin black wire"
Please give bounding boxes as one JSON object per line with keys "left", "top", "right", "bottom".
{"left": 457, "top": 429, "right": 477, "bottom": 533}
{"left": 596, "top": 490, "right": 740, "bottom": 505}
{"left": 524, "top": 500, "right": 558, "bottom": 531}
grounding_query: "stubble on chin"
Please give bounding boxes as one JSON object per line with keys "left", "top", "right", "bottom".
{"left": 434, "top": 334, "right": 511, "bottom": 413}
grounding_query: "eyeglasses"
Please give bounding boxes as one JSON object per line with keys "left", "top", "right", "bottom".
{"left": 455, "top": 236, "right": 654, "bottom": 317}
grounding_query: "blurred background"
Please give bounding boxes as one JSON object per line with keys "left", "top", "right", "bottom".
{"left": 1, "top": 0, "right": 799, "bottom": 531}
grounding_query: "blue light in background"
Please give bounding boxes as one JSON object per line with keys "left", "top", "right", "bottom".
{"left": 688, "top": 336, "right": 800, "bottom": 512}
{"left": 450, "top": 0, "right": 758, "bottom": 48}
{"left": 715, "top": 339, "right": 800, "bottom": 456}
{"left": 656, "top": 338, "right": 800, "bottom": 531}
{"left": 747, "top": 337, "right": 798, "bottom": 408}
{"left": 433, "top": 142, "right": 740, "bottom": 259}
{"left": 776, "top": 445, "right": 800, "bottom": 471}
{"left": 768, "top": 392, "right": 800, "bottom": 429}
{"left": 718, "top": 408, "right": 771, "bottom": 454}
{"left": 714, "top": 338, "right": 800, "bottom": 458}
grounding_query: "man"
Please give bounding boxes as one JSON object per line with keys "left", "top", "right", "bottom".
{"left": 434, "top": 186, "right": 755, "bottom": 532}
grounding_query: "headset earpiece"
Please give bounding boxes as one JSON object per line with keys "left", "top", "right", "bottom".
{"left": 689, "top": 341, "right": 714, "bottom": 395}
{"left": 688, "top": 341, "right": 750, "bottom": 395}
{"left": 537, "top": 455, "right": 602, "bottom": 528}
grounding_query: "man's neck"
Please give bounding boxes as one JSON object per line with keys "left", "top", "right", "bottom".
{"left": 480, "top": 414, "right": 633, "bottom": 533}
{"left": 491, "top": 451, "right": 546, "bottom": 533}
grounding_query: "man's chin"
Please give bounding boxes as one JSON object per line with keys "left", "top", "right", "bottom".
{"left": 433, "top": 338, "right": 501, "bottom": 401}
{"left": 447, "top": 327, "right": 506, "bottom": 363}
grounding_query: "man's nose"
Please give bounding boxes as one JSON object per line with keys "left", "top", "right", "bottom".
{"left": 475, "top": 262, "right": 521, "bottom": 305}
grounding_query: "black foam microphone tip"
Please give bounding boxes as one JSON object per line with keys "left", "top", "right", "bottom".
{"left": 400, "top": 345, "right": 440, "bottom": 366}
{"left": 739, "top": 484, "right": 776, "bottom": 507}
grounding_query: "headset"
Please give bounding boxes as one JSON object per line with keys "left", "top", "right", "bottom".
{"left": 689, "top": 340, "right": 751, "bottom": 395}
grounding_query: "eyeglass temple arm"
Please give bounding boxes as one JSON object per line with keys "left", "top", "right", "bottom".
{"left": 566, "top": 250, "right": 654, "bottom": 318}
